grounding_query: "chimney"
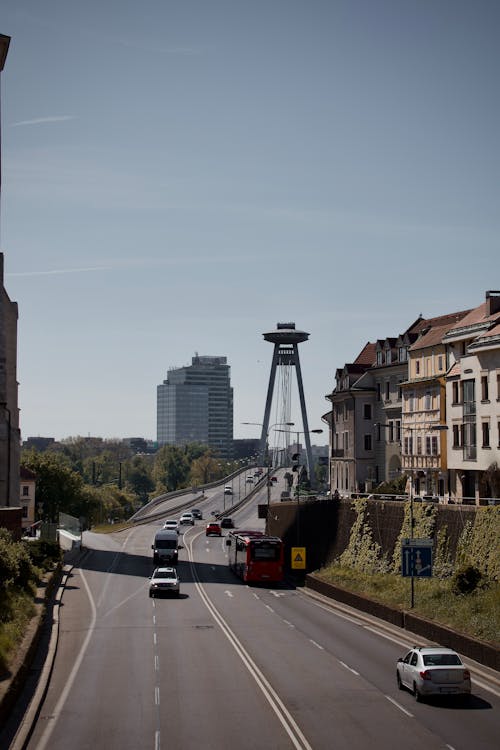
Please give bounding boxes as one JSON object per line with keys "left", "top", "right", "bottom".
{"left": 486, "top": 290, "right": 500, "bottom": 317}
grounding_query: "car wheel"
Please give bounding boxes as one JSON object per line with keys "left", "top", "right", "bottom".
{"left": 397, "top": 672, "right": 403, "bottom": 691}
{"left": 149, "top": 592, "right": 154, "bottom": 598}
{"left": 413, "top": 683, "right": 423, "bottom": 702}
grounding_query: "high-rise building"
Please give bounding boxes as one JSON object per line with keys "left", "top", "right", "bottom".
{"left": 157, "top": 355, "right": 233, "bottom": 457}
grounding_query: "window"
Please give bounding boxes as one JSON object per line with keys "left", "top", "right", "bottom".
{"left": 388, "top": 421, "right": 394, "bottom": 442}
{"left": 452, "top": 381, "right": 459, "bottom": 404}
{"left": 376, "top": 383, "right": 381, "bottom": 402}
{"left": 404, "top": 436, "right": 413, "bottom": 455}
{"left": 22, "top": 485, "right": 29, "bottom": 496}
{"left": 22, "top": 505, "right": 28, "bottom": 519}
{"left": 417, "top": 436, "right": 422, "bottom": 455}
{"left": 343, "top": 432, "right": 349, "bottom": 450}
{"left": 482, "top": 422, "right": 490, "bottom": 448}
{"left": 386, "top": 349, "right": 392, "bottom": 364}
{"left": 425, "top": 390, "right": 432, "bottom": 410}
{"left": 385, "top": 381, "right": 390, "bottom": 401}
{"left": 363, "top": 403, "right": 372, "bottom": 420}
{"left": 415, "top": 360, "right": 420, "bottom": 375}
{"left": 437, "top": 354, "right": 444, "bottom": 371}
{"left": 481, "top": 376, "right": 489, "bottom": 401}
{"left": 399, "top": 346, "right": 407, "bottom": 362}
{"left": 396, "top": 420, "right": 401, "bottom": 442}
{"left": 398, "top": 382, "right": 403, "bottom": 400}
{"left": 377, "top": 350, "right": 383, "bottom": 365}
{"left": 364, "top": 434, "right": 372, "bottom": 451}
{"left": 453, "top": 424, "right": 460, "bottom": 448}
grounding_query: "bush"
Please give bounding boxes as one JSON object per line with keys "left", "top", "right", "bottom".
{"left": 24, "top": 540, "right": 62, "bottom": 571}
{"left": 452, "top": 565, "right": 483, "bottom": 595}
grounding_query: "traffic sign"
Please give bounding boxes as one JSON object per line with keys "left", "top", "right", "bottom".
{"left": 401, "top": 539, "right": 433, "bottom": 578}
{"left": 291, "top": 547, "right": 306, "bottom": 569}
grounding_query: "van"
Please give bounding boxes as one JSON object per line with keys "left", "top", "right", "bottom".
{"left": 152, "top": 529, "right": 179, "bottom": 564}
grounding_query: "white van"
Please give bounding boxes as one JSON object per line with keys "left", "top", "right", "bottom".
{"left": 152, "top": 530, "right": 179, "bottom": 564}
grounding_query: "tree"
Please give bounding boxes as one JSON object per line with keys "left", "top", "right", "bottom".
{"left": 126, "top": 456, "right": 155, "bottom": 502}
{"left": 152, "top": 446, "right": 190, "bottom": 493}
{"left": 21, "top": 449, "right": 86, "bottom": 522}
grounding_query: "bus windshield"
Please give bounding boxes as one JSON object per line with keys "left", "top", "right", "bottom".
{"left": 251, "top": 542, "right": 280, "bottom": 561}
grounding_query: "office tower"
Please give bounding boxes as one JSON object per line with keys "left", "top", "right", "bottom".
{"left": 157, "top": 355, "right": 233, "bottom": 457}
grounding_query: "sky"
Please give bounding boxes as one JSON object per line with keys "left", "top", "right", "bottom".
{"left": 1, "top": 1, "right": 499, "bottom": 445}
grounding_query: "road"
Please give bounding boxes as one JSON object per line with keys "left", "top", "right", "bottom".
{"left": 11, "top": 473, "right": 500, "bottom": 749}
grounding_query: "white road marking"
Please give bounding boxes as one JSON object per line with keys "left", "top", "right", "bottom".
{"left": 309, "top": 639, "right": 324, "bottom": 650}
{"left": 339, "top": 661, "right": 359, "bottom": 675}
{"left": 154, "top": 655, "right": 159, "bottom": 671}
{"left": 385, "top": 695, "right": 413, "bottom": 718}
{"left": 155, "top": 730, "right": 161, "bottom": 750}
{"left": 270, "top": 590, "right": 285, "bottom": 597}
{"left": 225, "top": 590, "right": 234, "bottom": 598}
{"left": 253, "top": 593, "right": 260, "bottom": 599}
{"left": 153, "top": 633, "right": 157, "bottom": 646}
{"left": 155, "top": 687, "right": 160, "bottom": 705}
{"left": 35, "top": 568, "right": 97, "bottom": 750}
{"left": 265, "top": 605, "right": 275, "bottom": 613}
{"left": 185, "top": 532, "right": 313, "bottom": 750}
{"left": 283, "top": 620, "right": 295, "bottom": 629}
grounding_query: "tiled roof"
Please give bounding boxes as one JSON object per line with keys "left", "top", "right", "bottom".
{"left": 354, "top": 342, "right": 377, "bottom": 366}
{"left": 447, "top": 361, "right": 461, "bottom": 378}
{"left": 446, "top": 301, "right": 500, "bottom": 332}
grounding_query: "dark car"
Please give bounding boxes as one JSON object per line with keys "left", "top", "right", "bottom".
{"left": 191, "top": 508, "right": 203, "bottom": 519}
{"left": 206, "top": 521, "right": 222, "bottom": 536}
{"left": 220, "top": 517, "right": 234, "bottom": 529}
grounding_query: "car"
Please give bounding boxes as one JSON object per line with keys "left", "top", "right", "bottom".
{"left": 220, "top": 517, "right": 234, "bottom": 529}
{"left": 163, "top": 519, "right": 179, "bottom": 533}
{"left": 396, "top": 647, "right": 471, "bottom": 701}
{"left": 206, "top": 521, "right": 222, "bottom": 536}
{"left": 245, "top": 476, "right": 254, "bottom": 484}
{"left": 224, "top": 486, "right": 233, "bottom": 495}
{"left": 271, "top": 476, "right": 278, "bottom": 483}
{"left": 179, "top": 512, "right": 195, "bottom": 525}
{"left": 149, "top": 567, "right": 180, "bottom": 598}
{"left": 191, "top": 508, "right": 203, "bottom": 519}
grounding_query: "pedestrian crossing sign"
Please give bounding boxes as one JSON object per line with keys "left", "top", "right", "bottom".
{"left": 291, "top": 547, "right": 306, "bottom": 569}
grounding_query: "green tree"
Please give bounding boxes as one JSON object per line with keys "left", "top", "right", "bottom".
{"left": 189, "top": 453, "right": 221, "bottom": 485}
{"left": 126, "top": 455, "right": 155, "bottom": 502}
{"left": 21, "top": 449, "right": 86, "bottom": 522}
{"left": 152, "top": 446, "right": 190, "bottom": 493}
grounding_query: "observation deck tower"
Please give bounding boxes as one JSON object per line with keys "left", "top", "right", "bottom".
{"left": 260, "top": 322, "right": 314, "bottom": 481}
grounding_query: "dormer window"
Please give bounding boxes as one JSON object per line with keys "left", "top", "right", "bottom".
{"left": 386, "top": 349, "right": 392, "bottom": 364}
{"left": 377, "top": 351, "right": 384, "bottom": 365}
{"left": 399, "top": 346, "right": 407, "bottom": 362}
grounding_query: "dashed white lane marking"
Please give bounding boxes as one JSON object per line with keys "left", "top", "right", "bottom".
{"left": 309, "top": 639, "right": 324, "bottom": 650}
{"left": 283, "top": 620, "right": 295, "bottom": 628}
{"left": 385, "top": 695, "right": 413, "bottom": 718}
{"left": 339, "top": 661, "right": 359, "bottom": 675}
{"left": 265, "top": 605, "right": 275, "bottom": 613}
{"left": 155, "top": 687, "right": 160, "bottom": 705}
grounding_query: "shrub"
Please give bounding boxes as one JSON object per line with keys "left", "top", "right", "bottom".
{"left": 452, "top": 565, "right": 483, "bottom": 595}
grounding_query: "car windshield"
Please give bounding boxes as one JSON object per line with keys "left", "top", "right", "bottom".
{"left": 154, "top": 570, "right": 173, "bottom": 579}
{"left": 422, "top": 653, "right": 462, "bottom": 666}
{"left": 156, "top": 540, "right": 177, "bottom": 549}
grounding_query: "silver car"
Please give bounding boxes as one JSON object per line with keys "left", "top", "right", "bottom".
{"left": 397, "top": 646, "right": 471, "bottom": 701}
{"left": 149, "top": 567, "right": 180, "bottom": 598}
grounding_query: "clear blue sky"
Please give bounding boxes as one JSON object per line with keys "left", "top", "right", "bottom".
{"left": 1, "top": 1, "right": 498, "bottom": 443}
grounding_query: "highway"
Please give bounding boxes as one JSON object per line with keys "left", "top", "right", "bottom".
{"left": 13, "top": 473, "right": 500, "bottom": 749}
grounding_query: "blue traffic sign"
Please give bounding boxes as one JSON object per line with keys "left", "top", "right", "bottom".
{"left": 401, "top": 541, "right": 433, "bottom": 578}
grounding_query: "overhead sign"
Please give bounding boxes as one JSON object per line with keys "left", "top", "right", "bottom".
{"left": 401, "top": 538, "right": 433, "bottom": 578}
{"left": 291, "top": 547, "right": 306, "bottom": 569}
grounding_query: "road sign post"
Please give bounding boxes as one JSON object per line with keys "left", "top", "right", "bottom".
{"left": 401, "top": 538, "right": 433, "bottom": 609}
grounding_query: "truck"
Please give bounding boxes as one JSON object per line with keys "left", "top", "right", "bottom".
{"left": 152, "top": 529, "right": 179, "bottom": 564}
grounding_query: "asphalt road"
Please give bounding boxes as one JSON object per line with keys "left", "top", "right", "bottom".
{"left": 11, "top": 475, "right": 500, "bottom": 749}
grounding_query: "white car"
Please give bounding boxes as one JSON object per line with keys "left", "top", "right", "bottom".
{"left": 396, "top": 646, "right": 471, "bottom": 701}
{"left": 179, "top": 512, "right": 194, "bottom": 525}
{"left": 245, "top": 476, "right": 254, "bottom": 484}
{"left": 149, "top": 567, "right": 180, "bottom": 598}
{"left": 163, "top": 519, "right": 179, "bottom": 533}
{"left": 224, "top": 486, "right": 233, "bottom": 495}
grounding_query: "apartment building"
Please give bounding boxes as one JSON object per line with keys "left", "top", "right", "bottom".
{"left": 443, "top": 291, "right": 500, "bottom": 502}
{"left": 326, "top": 342, "right": 376, "bottom": 494}
{"left": 401, "top": 310, "right": 470, "bottom": 498}
{"left": 157, "top": 355, "right": 233, "bottom": 458}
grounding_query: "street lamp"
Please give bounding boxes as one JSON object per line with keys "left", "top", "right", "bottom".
{"left": 242, "top": 421, "right": 294, "bottom": 505}
{"left": 375, "top": 423, "right": 449, "bottom": 609}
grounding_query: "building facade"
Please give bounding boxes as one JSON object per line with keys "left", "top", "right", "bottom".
{"left": 157, "top": 355, "right": 233, "bottom": 457}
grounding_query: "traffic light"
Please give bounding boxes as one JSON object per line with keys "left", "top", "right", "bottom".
{"left": 292, "top": 452, "right": 300, "bottom": 472}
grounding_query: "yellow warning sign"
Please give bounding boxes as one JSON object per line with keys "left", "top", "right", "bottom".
{"left": 291, "top": 547, "right": 306, "bottom": 569}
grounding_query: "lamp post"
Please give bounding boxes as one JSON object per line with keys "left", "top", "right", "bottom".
{"left": 374, "top": 422, "right": 448, "bottom": 609}
{"left": 242, "top": 421, "right": 294, "bottom": 505}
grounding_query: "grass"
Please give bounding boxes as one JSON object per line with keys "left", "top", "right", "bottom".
{"left": 0, "top": 590, "right": 36, "bottom": 673}
{"left": 315, "top": 564, "right": 500, "bottom": 646}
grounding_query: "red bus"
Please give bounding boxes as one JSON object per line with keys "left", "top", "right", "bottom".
{"left": 225, "top": 530, "right": 284, "bottom": 583}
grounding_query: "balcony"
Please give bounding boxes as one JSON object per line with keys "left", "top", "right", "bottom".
{"left": 332, "top": 449, "right": 344, "bottom": 458}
